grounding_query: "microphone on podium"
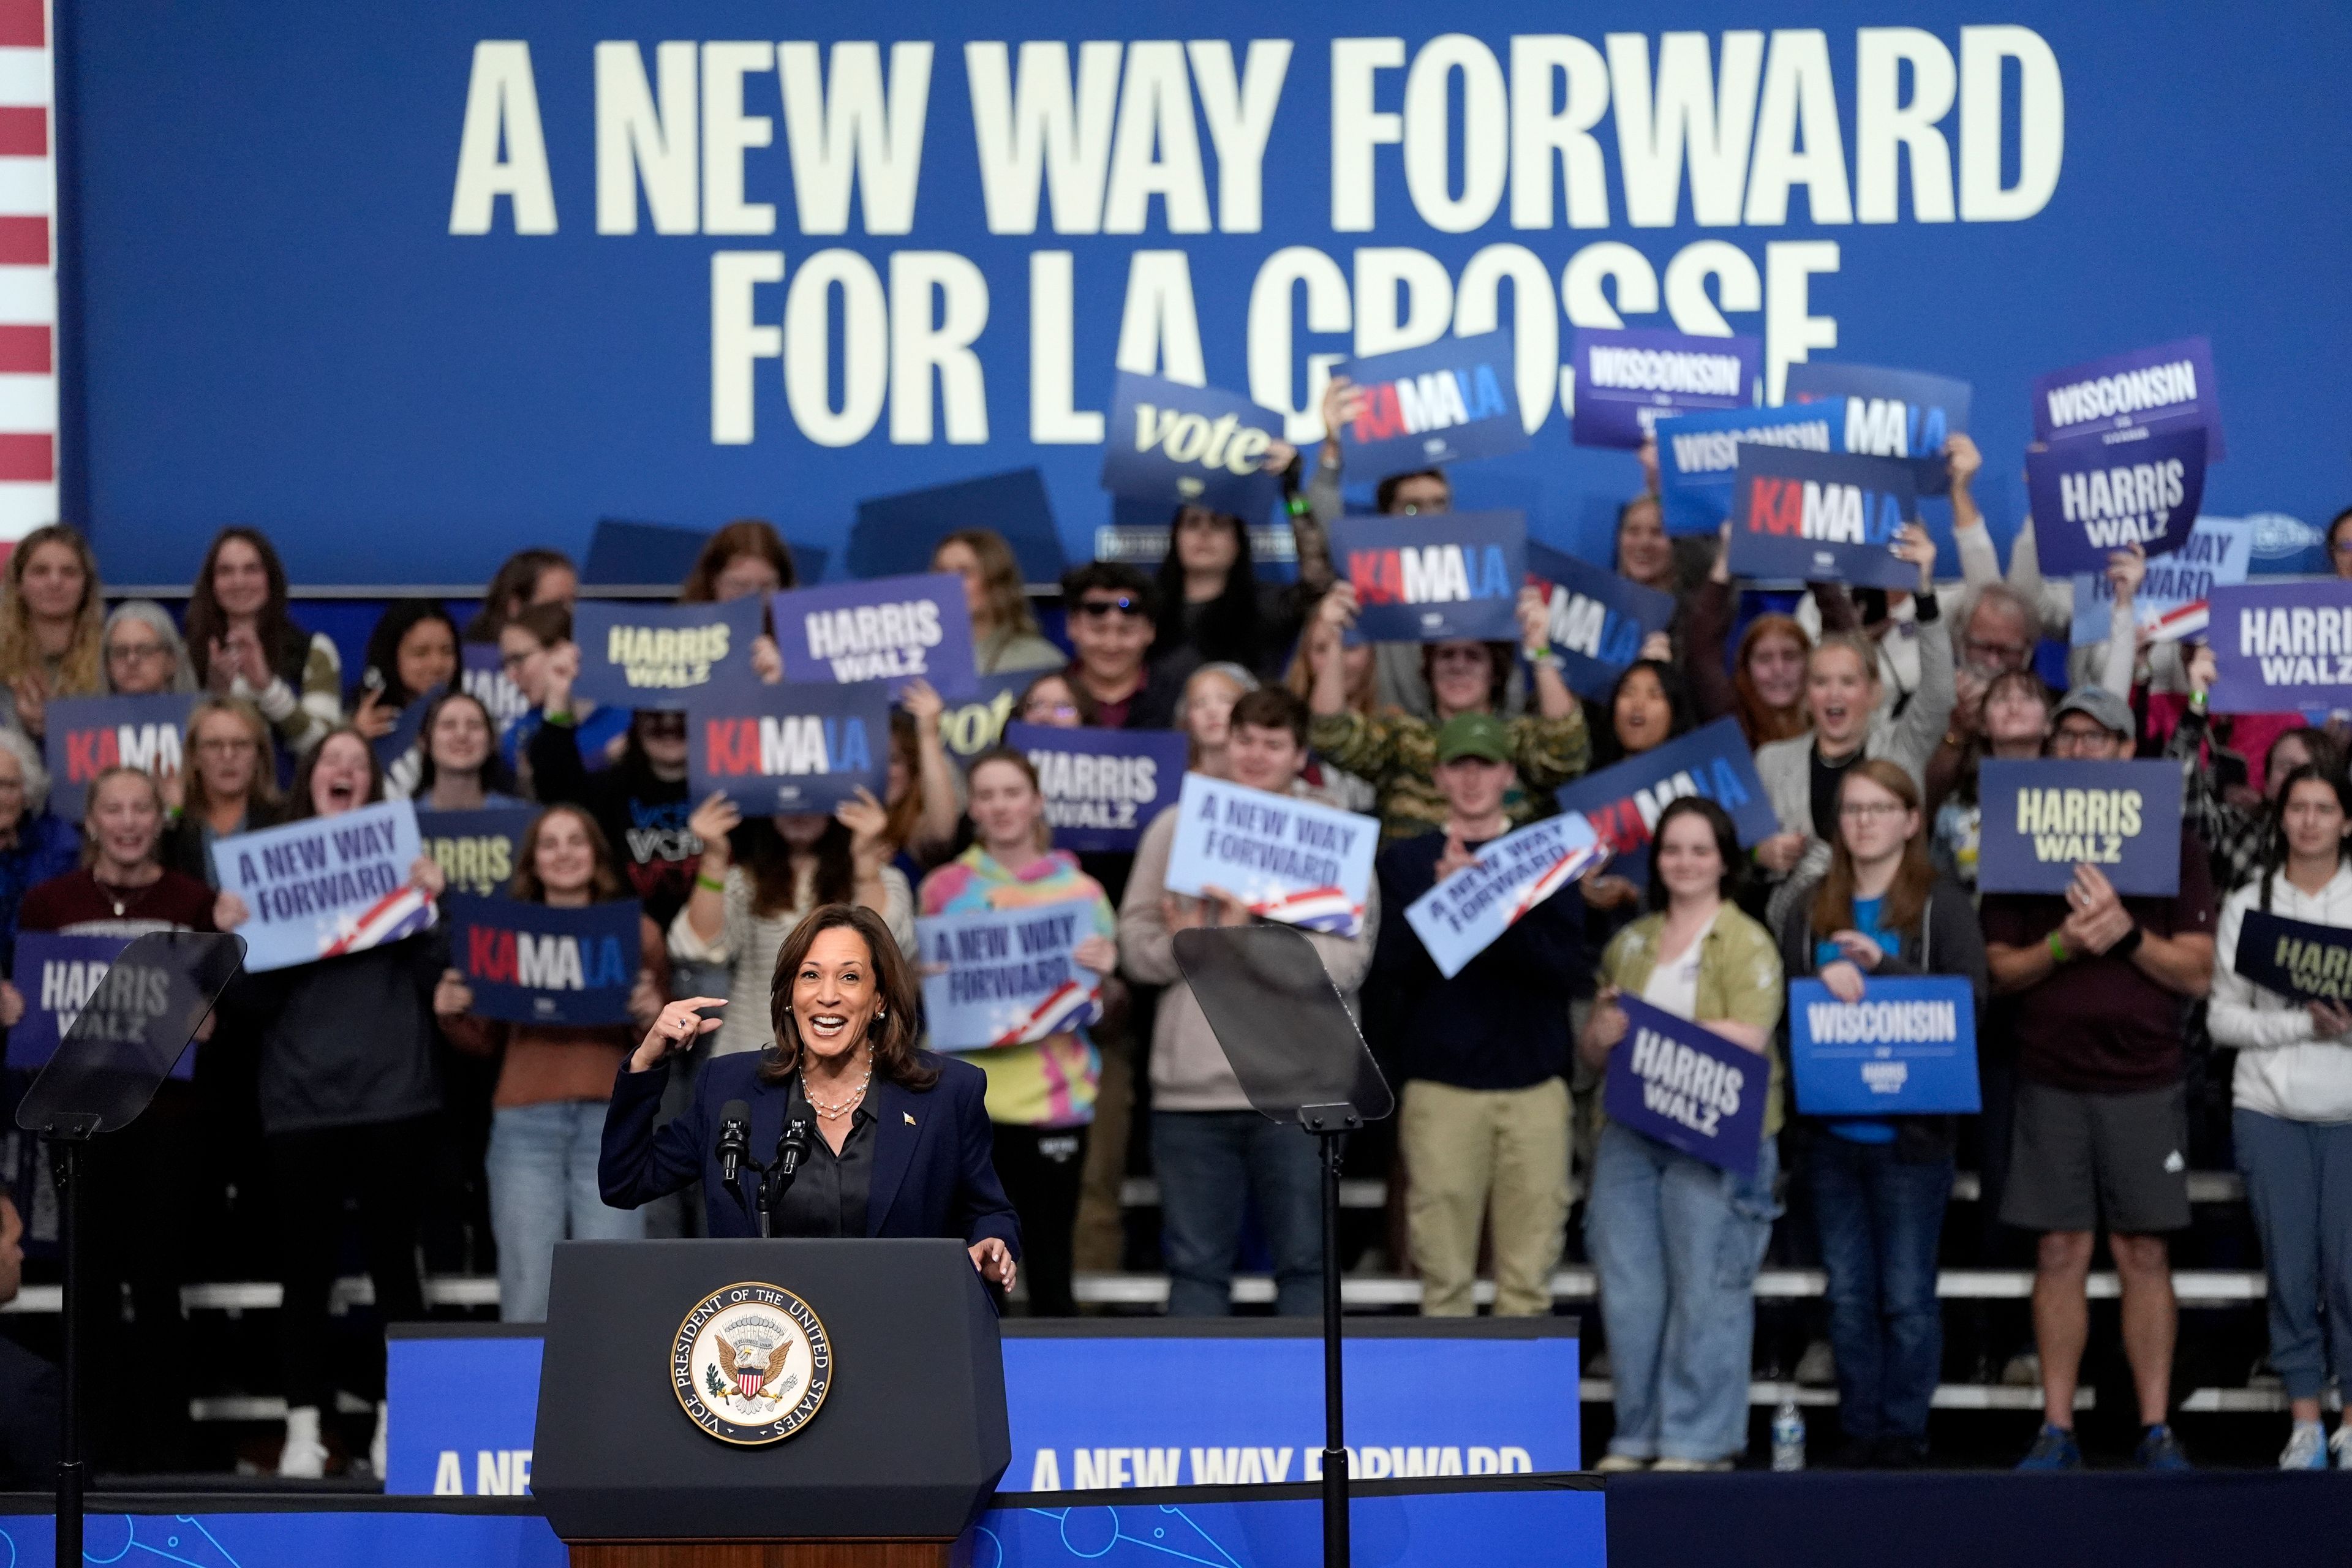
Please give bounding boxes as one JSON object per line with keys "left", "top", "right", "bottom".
{"left": 717, "top": 1100, "right": 752, "bottom": 1186}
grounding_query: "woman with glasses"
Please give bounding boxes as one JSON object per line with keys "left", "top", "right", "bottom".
{"left": 933, "top": 529, "right": 1063, "bottom": 676}
{"left": 1775, "top": 761, "right": 1986, "bottom": 1467}
{"left": 101, "top": 601, "right": 195, "bottom": 698}
{"left": 0, "top": 523, "right": 105, "bottom": 740}
{"left": 164, "top": 699, "right": 284, "bottom": 886}
{"left": 185, "top": 526, "right": 342, "bottom": 757}
{"left": 497, "top": 602, "right": 629, "bottom": 788}
{"left": 1305, "top": 577, "right": 1589, "bottom": 847}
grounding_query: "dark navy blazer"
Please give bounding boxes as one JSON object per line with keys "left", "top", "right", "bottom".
{"left": 599, "top": 1049, "right": 1022, "bottom": 1252}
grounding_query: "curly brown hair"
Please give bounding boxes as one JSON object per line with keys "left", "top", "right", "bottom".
{"left": 758, "top": 904, "right": 936, "bottom": 1091}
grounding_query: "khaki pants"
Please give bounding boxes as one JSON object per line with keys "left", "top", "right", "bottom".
{"left": 1401, "top": 1078, "right": 1571, "bottom": 1317}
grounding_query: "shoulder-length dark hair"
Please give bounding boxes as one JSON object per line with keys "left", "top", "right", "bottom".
{"left": 465, "top": 548, "right": 575, "bottom": 642}
{"left": 360, "top": 598, "right": 458, "bottom": 710}
{"left": 681, "top": 519, "right": 797, "bottom": 603}
{"left": 737, "top": 815, "right": 854, "bottom": 917}
{"left": 285, "top": 725, "right": 386, "bottom": 821}
{"left": 760, "top": 904, "right": 936, "bottom": 1091}
{"left": 510, "top": 804, "right": 625, "bottom": 903}
{"left": 413, "top": 688, "right": 518, "bottom": 799}
{"left": 1954, "top": 668, "right": 2056, "bottom": 807}
{"left": 1811, "top": 759, "right": 1935, "bottom": 942}
{"left": 1154, "top": 507, "right": 1261, "bottom": 667}
{"left": 2258, "top": 763, "right": 2352, "bottom": 912}
{"left": 1644, "top": 795, "right": 1746, "bottom": 913}
{"left": 1593, "top": 658, "right": 1697, "bottom": 768}
{"left": 186, "top": 526, "right": 305, "bottom": 688}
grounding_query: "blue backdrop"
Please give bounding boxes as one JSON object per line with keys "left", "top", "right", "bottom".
{"left": 56, "top": 2, "right": 2352, "bottom": 586}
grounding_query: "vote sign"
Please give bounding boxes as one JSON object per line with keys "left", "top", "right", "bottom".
{"left": 1329, "top": 510, "right": 1526, "bottom": 643}
{"left": 444, "top": 894, "right": 640, "bottom": 1027}
{"left": 1336, "top": 331, "right": 1528, "bottom": 475}
{"left": 1570, "top": 326, "right": 1758, "bottom": 450}
{"left": 1099, "top": 372, "right": 1282, "bottom": 519}
{"left": 1727, "top": 447, "right": 1918, "bottom": 590}
{"left": 1603, "top": 995, "right": 1767, "bottom": 1177}
{"left": 1787, "top": 976, "right": 1980, "bottom": 1116}
{"left": 1975, "top": 759, "right": 2185, "bottom": 897}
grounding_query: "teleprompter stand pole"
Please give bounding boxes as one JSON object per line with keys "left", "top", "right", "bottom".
{"left": 1302, "top": 1103, "right": 1360, "bottom": 1568}
{"left": 48, "top": 1126, "right": 94, "bottom": 1568}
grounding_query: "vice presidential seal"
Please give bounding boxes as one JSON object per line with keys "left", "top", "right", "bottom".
{"left": 672, "top": 1281, "right": 832, "bottom": 1445}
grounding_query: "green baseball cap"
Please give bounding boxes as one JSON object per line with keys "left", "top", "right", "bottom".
{"left": 1435, "top": 712, "right": 1511, "bottom": 765}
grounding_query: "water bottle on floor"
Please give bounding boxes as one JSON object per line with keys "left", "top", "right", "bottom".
{"left": 1771, "top": 1398, "right": 1806, "bottom": 1471}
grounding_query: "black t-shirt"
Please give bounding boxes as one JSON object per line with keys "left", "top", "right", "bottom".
{"left": 1808, "top": 745, "right": 1864, "bottom": 842}
{"left": 765, "top": 1077, "right": 875, "bottom": 1238}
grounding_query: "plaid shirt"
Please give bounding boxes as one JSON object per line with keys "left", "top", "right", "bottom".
{"left": 2166, "top": 708, "right": 2264, "bottom": 893}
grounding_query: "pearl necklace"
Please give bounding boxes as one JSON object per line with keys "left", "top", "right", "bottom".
{"left": 805, "top": 1057, "right": 873, "bottom": 1121}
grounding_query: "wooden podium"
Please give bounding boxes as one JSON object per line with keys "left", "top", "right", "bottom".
{"left": 531, "top": 1238, "right": 1008, "bottom": 1568}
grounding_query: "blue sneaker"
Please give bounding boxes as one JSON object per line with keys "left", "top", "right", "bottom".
{"left": 2017, "top": 1424, "right": 2082, "bottom": 1469}
{"left": 2136, "top": 1423, "right": 2192, "bottom": 1471}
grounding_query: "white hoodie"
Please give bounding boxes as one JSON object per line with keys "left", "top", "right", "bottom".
{"left": 2209, "top": 866, "right": 2352, "bottom": 1123}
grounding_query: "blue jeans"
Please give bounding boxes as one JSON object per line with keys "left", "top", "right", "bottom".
{"left": 1152, "top": 1110, "right": 1322, "bottom": 1317}
{"left": 1585, "top": 1119, "right": 1781, "bottom": 1463}
{"left": 2234, "top": 1108, "right": 2352, "bottom": 1401}
{"left": 1807, "top": 1137, "right": 1952, "bottom": 1442}
{"left": 488, "top": 1100, "right": 645, "bottom": 1322}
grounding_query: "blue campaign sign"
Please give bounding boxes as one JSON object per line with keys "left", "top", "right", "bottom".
{"left": 1783, "top": 362, "right": 1972, "bottom": 496}
{"left": 2206, "top": 581, "right": 2352, "bottom": 716}
{"left": 1569, "top": 326, "right": 1758, "bottom": 449}
{"left": 383, "top": 1324, "right": 1581, "bottom": 1496}
{"left": 771, "top": 571, "right": 980, "bottom": 698}
{"left": 1526, "top": 541, "right": 1678, "bottom": 701}
{"left": 1329, "top": 511, "right": 1525, "bottom": 643}
{"left": 1788, "top": 976, "right": 1981, "bottom": 1116}
{"left": 1403, "top": 813, "right": 1604, "bottom": 979}
{"left": 2232, "top": 909, "right": 2352, "bottom": 1006}
{"left": 1727, "top": 447, "right": 1918, "bottom": 590}
{"left": 2026, "top": 424, "right": 2209, "bottom": 577}
{"left": 687, "top": 681, "right": 889, "bottom": 815}
{"left": 371, "top": 682, "right": 447, "bottom": 771}
{"left": 571, "top": 598, "right": 763, "bottom": 710}
{"left": 1553, "top": 717, "right": 1778, "bottom": 889}
{"left": 444, "top": 893, "right": 640, "bottom": 1027}
{"left": 1004, "top": 722, "right": 1188, "bottom": 853}
{"left": 916, "top": 900, "right": 1104, "bottom": 1050}
{"left": 938, "top": 670, "right": 1038, "bottom": 765}
{"left": 1164, "top": 772, "right": 1379, "bottom": 937}
{"left": 2034, "top": 337, "right": 2225, "bottom": 462}
{"left": 1654, "top": 403, "right": 1843, "bottom": 535}
{"left": 2069, "top": 515, "right": 2253, "bottom": 648}
{"left": 851, "top": 469, "right": 1065, "bottom": 584}
{"left": 461, "top": 643, "right": 530, "bottom": 729}
{"left": 3, "top": 932, "right": 192, "bottom": 1079}
{"left": 1603, "top": 994, "right": 1767, "bottom": 1177}
{"left": 43, "top": 693, "right": 191, "bottom": 821}
{"left": 417, "top": 805, "right": 537, "bottom": 897}
{"left": 212, "top": 800, "right": 435, "bottom": 972}
{"left": 1336, "top": 331, "right": 1528, "bottom": 475}
{"left": 1099, "top": 372, "right": 1283, "bottom": 520}
{"left": 1975, "top": 758, "right": 2185, "bottom": 897}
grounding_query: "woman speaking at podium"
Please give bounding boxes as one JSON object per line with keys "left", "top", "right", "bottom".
{"left": 600, "top": 903, "right": 1021, "bottom": 1292}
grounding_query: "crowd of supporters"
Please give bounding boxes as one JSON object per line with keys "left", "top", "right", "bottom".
{"left": 2, "top": 450, "right": 2351, "bottom": 1485}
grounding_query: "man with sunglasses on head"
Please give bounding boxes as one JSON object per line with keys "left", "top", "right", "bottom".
{"left": 1058, "top": 563, "right": 1180, "bottom": 732}
{"left": 1979, "top": 685, "right": 2214, "bottom": 1472}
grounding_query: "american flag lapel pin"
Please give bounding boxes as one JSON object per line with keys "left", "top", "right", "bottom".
{"left": 903, "top": 1112, "right": 917, "bottom": 1126}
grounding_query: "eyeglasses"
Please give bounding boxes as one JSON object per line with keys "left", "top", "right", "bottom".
{"left": 1961, "top": 638, "right": 2032, "bottom": 668}
{"left": 1072, "top": 597, "right": 1145, "bottom": 620}
{"left": 2048, "top": 725, "right": 2118, "bottom": 753}
{"left": 106, "top": 641, "right": 169, "bottom": 664}
{"left": 1838, "top": 801, "right": 1908, "bottom": 821}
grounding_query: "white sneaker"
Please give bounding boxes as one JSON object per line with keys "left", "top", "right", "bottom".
{"left": 1593, "top": 1453, "right": 1649, "bottom": 1473}
{"left": 278, "top": 1405, "right": 327, "bottom": 1479}
{"left": 2280, "top": 1421, "right": 2328, "bottom": 1470}
{"left": 2333, "top": 1425, "right": 2352, "bottom": 1471}
{"left": 369, "top": 1401, "right": 389, "bottom": 1480}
